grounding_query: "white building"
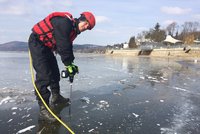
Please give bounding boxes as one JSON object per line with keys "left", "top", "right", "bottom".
{"left": 194, "top": 39, "right": 200, "bottom": 44}
{"left": 123, "top": 43, "right": 129, "bottom": 49}
{"left": 163, "top": 35, "right": 182, "bottom": 44}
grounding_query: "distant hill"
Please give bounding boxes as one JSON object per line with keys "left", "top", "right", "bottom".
{"left": 73, "top": 44, "right": 106, "bottom": 53}
{"left": 0, "top": 41, "right": 106, "bottom": 53}
{"left": 0, "top": 41, "right": 28, "bottom": 51}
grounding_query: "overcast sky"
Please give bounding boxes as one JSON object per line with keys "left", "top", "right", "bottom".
{"left": 0, "top": 0, "right": 200, "bottom": 45}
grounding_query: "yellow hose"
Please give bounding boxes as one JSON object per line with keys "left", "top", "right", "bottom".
{"left": 28, "top": 50, "right": 75, "bottom": 134}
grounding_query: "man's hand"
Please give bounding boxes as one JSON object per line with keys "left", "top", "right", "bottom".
{"left": 63, "top": 64, "right": 79, "bottom": 83}
{"left": 65, "top": 63, "right": 79, "bottom": 76}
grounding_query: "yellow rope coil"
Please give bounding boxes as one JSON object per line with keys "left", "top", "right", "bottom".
{"left": 28, "top": 50, "right": 75, "bottom": 134}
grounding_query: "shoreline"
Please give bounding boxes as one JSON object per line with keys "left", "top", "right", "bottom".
{"left": 105, "top": 47, "right": 200, "bottom": 58}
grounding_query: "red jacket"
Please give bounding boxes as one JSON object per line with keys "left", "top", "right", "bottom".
{"left": 32, "top": 12, "right": 77, "bottom": 49}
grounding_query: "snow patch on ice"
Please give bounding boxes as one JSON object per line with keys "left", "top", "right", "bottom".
{"left": 173, "top": 86, "right": 189, "bottom": 93}
{"left": 160, "top": 77, "right": 168, "bottom": 81}
{"left": 172, "top": 86, "right": 200, "bottom": 95}
{"left": 22, "top": 114, "right": 30, "bottom": 119}
{"left": 132, "top": 113, "right": 139, "bottom": 118}
{"left": 157, "top": 124, "right": 160, "bottom": 126}
{"left": 98, "top": 122, "right": 103, "bottom": 125}
{"left": 150, "top": 79, "right": 160, "bottom": 83}
{"left": 161, "top": 128, "right": 177, "bottom": 134}
{"left": 160, "top": 100, "right": 164, "bottom": 102}
{"left": 140, "top": 76, "right": 145, "bottom": 79}
{"left": 113, "top": 92, "right": 122, "bottom": 96}
{"left": 16, "top": 125, "right": 35, "bottom": 134}
{"left": 7, "top": 119, "right": 13, "bottom": 123}
{"left": 11, "top": 107, "right": 18, "bottom": 110}
{"left": 2, "top": 87, "right": 8, "bottom": 90}
{"left": 81, "top": 105, "right": 88, "bottom": 109}
{"left": 88, "top": 128, "right": 95, "bottom": 132}
{"left": 80, "top": 97, "right": 90, "bottom": 104}
{"left": 135, "top": 100, "right": 150, "bottom": 105}
{"left": 0, "top": 96, "right": 12, "bottom": 105}
{"left": 96, "top": 100, "right": 109, "bottom": 110}
{"left": 119, "top": 79, "right": 127, "bottom": 84}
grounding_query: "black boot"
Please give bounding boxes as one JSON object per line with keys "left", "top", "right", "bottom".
{"left": 39, "top": 105, "right": 57, "bottom": 122}
{"left": 51, "top": 93, "right": 70, "bottom": 106}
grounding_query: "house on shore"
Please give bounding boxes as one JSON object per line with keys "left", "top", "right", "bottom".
{"left": 194, "top": 39, "right": 200, "bottom": 45}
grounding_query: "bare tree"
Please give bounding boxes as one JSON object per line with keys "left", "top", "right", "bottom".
{"left": 180, "top": 21, "right": 200, "bottom": 44}
{"left": 166, "top": 22, "right": 178, "bottom": 36}
{"left": 181, "top": 21, "right": 199, "bottom": 33}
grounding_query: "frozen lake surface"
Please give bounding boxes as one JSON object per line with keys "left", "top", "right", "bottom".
{"left": 0, "top": 52, "right": 200, "bottom": 134}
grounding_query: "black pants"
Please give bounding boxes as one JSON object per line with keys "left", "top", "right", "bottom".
{"left": 28, "top": 33, "right": 60, "bottom": 105}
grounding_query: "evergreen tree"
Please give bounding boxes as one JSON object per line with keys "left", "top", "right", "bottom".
{"left": 128, "top": 36, "right": 137, "bottom": 48}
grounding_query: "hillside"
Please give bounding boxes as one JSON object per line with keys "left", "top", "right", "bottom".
{"left": 0, "top": 41, "right": 106, "bottom": 53}
{"left": 73, "top": 44, "right": 106, "bottom": 53}
{"left": 0, "top": 41, "right": 28, "bottom": 51}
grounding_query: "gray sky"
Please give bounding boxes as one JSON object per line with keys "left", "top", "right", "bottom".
{"left": 0, "top": 0, "right": 200, "bottom": 45}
